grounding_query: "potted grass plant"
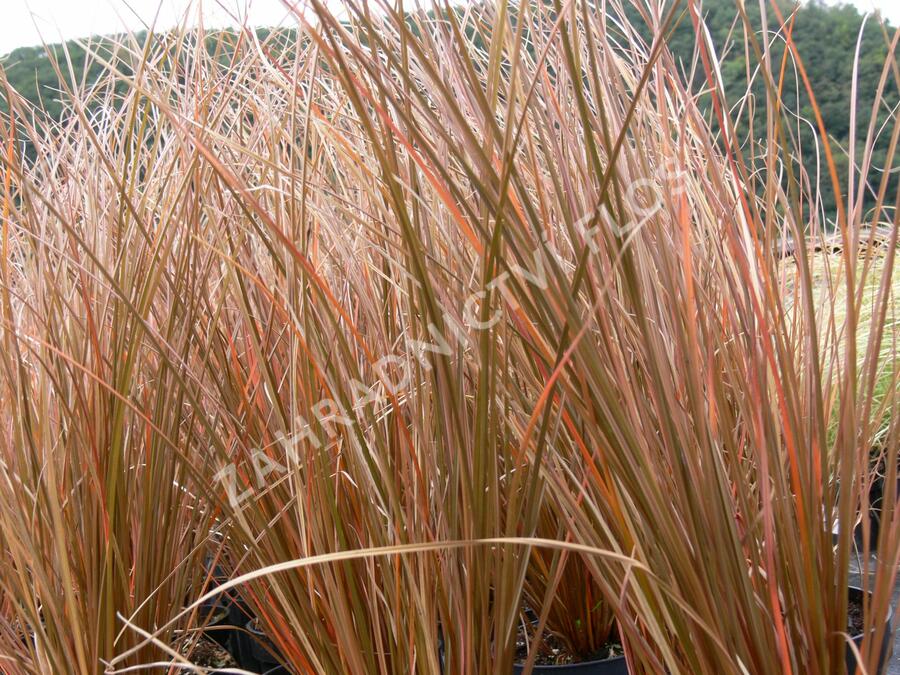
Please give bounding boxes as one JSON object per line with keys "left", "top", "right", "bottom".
{"left": 129, "top": 12, "right": 537, "bottom": 675}
{"left": 509, "top": 4, "right": 900, "bottom": 674}
{"left": 277, "top": 0, "right": 900, "bottom": 671}
{"left": 0, "top": 45, "right": 227, "bottom": 672}
{"left": 283, "top": 0, "right": 898, "bottom": 672}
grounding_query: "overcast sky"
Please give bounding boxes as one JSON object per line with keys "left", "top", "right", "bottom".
{"left": 0, "top": 0, "right": 897, "bottom": 55}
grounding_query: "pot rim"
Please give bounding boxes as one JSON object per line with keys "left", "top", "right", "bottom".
{"left": 513, "top": 652, "right": 627, "bottom": 669}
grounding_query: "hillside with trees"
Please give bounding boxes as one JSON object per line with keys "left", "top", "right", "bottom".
{"left": 0, "top": 0, "right": 897, "bottom": 219}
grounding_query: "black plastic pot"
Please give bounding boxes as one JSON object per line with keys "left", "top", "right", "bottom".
{"left": 513, "top": 609, "right": 627, "bottom": 674}
{"left": 227, "top": 621, "right": 255, "bottom": 670}
{"left": 215, "top": 581, "right": 258, "bottom": 666}
{"left": 193, "top": 557, "right": 251, "bottom": 649}
{"left": 229, "top": 618, "right": 288, "bottom": 674}
{"left": 197, "top": 595, "right": 233, "bottom": 648}
{"left": 512, "top": 654, "right": 627, "bottom": 674}
{"left": 854, "top": 474, "right": 900, "bottom": 547}
{"left": 845, "top": 585, "right": 895, "bottom": 675}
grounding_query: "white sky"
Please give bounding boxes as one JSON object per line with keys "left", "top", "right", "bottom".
{"left": 0, "top": 1, "right": 302, "bottom": 54}
{"left": 0, "top": 0, "right": 897, "bottom": 55}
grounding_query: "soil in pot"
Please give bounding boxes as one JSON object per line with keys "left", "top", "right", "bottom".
{"left": 176, "top": 631, "right": 236, "bottom": 671}
{"left": 845, "top": 586, "right": 894, "bottom": 675}
{"left": 514, "top": 620, "right": 627, "bottom": 674}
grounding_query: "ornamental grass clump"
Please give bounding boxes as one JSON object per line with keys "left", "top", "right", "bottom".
{"left": 0, "top": 1, "right": 896, "bottom": 674}
{"left": 297, "top": 0, "right": 900, "bottom": 672}
{"left": 0, "top": 32, "right": 228, "bottom": 673}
